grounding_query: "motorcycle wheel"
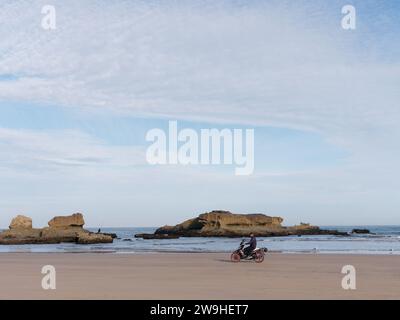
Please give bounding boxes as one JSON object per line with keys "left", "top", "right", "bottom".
{"left": 254, "top": 251, "right": 264, "bottom": 263}
{"left": 231, "top": 252, "right": 241, "bottom": 262}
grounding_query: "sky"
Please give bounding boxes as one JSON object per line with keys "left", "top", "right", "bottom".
{"left": 0, "top": 0, "right": 399, "bottom": 227}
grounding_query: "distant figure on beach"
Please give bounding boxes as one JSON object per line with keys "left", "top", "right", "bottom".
{"left": 97, "top": 228, "right": 101, "bottom": 233}
{"left": 243, "top": 233, "right": 257, "bottom": 257}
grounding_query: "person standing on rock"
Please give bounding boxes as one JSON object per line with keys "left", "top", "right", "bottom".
{"left": 244, "top": 233, "right": 257, "bottom": 257}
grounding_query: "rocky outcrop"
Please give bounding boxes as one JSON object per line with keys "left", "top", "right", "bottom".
{"left": 0, "top": 213, "right": 113, "bottom": 245}
{"left": 137, "top": 210, "right": 348, "bottom": 238}
{"left": 9, "top": 215, "right": 32, "bottom": 229}
{"left": 48, "top": 213, "right": 85, "bottom": 228}
{"left": 154, "top": 211, "right": 285, "bottom": 237}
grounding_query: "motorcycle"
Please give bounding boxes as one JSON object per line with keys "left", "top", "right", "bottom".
{"left": 230, "top": 239, "right": 268, "bottom": 263}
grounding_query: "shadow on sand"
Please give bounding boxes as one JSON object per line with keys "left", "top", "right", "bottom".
{"left": 215, "top": 258, "right": 256, "bottom": 263}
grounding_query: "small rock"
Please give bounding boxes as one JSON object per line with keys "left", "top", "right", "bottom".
{"left": 351, "top": 228, "right": 371, "bottom": 234}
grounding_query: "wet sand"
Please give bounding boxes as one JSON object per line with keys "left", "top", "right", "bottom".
{"left": 0, "top": 253, "right": 399, "bottom": 299}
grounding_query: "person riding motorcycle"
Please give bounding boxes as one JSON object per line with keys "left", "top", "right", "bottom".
{"left": 243, "top": 233, "right": 257, "bottom": 257}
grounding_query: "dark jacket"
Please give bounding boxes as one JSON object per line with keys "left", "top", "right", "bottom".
{"left": 247, "top": 236, "right": 257, "bottom": 250}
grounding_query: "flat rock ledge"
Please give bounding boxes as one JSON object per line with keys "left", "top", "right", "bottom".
{"left": 134, "top": 233, "right": 180, "bottom": 240}
{"left": 0, "top": 213, "right": 113, "bottom": 245}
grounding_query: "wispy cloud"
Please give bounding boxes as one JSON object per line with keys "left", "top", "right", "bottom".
{"left": 0, "top": 128, "right": 146, "bottom": 172}
{"left": 0, "top": 1, "right": 398, "bottom": 132}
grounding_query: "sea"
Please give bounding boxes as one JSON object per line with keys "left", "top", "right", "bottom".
{"left": 1, "top": 226, "right": 400, "bottom": 254}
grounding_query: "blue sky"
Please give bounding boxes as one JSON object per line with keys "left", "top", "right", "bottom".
{"left": 0, "top": 0, "right": 399, "bottom": 227}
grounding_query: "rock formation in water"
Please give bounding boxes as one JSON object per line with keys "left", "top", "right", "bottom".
{"left": 0, "top": 213, "right": 113, "bottom": 245}
{"left": 136, "top": 210, "right": 348, "bottom": 238}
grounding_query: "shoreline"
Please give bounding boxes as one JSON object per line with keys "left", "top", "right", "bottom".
{"left": 0, "top": 252, "right": 399, "bottom": 299}
{"left": 1, "top": 250, "right": 400, "bottom": 255}
{"left": 1, "top": 248, "right": 400, "bottom": 255}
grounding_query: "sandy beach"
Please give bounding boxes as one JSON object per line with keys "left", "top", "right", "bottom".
{"left": 0, "top": 252, "right": 399, "bottom": 299}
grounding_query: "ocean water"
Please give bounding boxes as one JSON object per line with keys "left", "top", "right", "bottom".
{"left": 1, "top": 226, "right": 400, "bottom": 254}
